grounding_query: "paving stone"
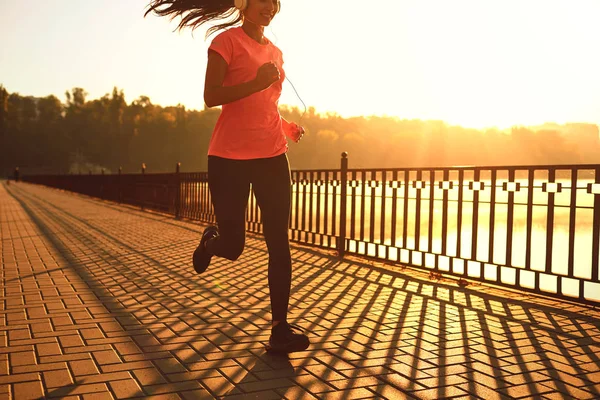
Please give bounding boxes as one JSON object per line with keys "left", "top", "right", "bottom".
{"left": 195, "top": 376, "right": 234, "bottom": 397}
{"left": 179, "top": 390, "right": 210, "bottom": 399}
{"left": 13, "top": 380, "right": 44, "bottom": 400}
{"left": 132, "top": 367, "right": 168, "bottom": 386}
{"left": 292, "top": 374, "right": 337, "bottom": 393}
{"left": 76, "top": 372, "right": 132, "bottom": 385}
{"left": 13, "top": 361, "right": 68, "bottom": 374}
{"left": 222, "top": 389, "right": 282, "bottom": 400}
{"left": 9, "top": 351, "right": 37, "bottom": 367}
{"left": 45, "top": 383, "right": 110, "bottom": 397}
{"left": 43, "top": 369, "right": 74, "bottom": 388}
{"left": 410, "top": 385, "right": 470, "bottom": 399}
{"left": 82, "top": 392, "right": 116, "bottom": 400}
{"left": 69, "top": 359, "right": 100, "bottom": 376}
{"left": 36, "top": 342, "right": 62, "bottom": 357}
{"left": 107, "top": 377, "right": 144, "bottom": 399}
{"left": 168, "top": 371, "right": 222, "bottom": 385}
{"left": 276, "top": 386, "right": 319, "bottom": 399}
{"left": 319, "top": 387, "right": 377, "bottom": 399}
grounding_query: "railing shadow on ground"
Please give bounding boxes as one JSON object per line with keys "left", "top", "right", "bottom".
{"left": 5, "top": 183, "right": 600, "bottom": 399}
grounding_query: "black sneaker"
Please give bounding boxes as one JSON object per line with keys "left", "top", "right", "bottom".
{"left": 193, "top": 225, "right": 218, "bottom": 274}
{"left": 268, "top": 322, "right": 310, "bottom": 353}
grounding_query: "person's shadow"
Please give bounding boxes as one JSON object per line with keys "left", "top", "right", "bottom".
{"left": 221, "top": 349, "right": 299, "bottom": 399}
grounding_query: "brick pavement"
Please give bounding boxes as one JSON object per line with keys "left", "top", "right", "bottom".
{"left": 1, "top": 181, "right": 599, "bottom": 400}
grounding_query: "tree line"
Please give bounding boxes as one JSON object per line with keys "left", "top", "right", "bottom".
{"left": 1, "top": 84, "right": 599, "bottom": 176}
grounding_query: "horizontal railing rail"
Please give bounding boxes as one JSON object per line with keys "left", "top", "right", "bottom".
{"left": 20, "top": 155, "right": 600, "bottom": 305}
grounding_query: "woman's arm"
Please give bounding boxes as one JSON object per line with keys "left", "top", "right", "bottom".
{"left": 204, "top": 51, "right": 280, "bottom": 108}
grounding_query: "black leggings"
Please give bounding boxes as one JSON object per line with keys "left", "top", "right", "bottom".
{"left": 205, "top": 153, "right": 292, "bottom": 322}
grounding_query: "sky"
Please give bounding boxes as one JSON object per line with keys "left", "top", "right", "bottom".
{"left": 1, "top": 0, "right": 600, "bottom": 130}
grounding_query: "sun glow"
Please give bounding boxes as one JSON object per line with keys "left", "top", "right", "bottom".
{"left": 1, "top": 0, "right": 599, "bottom": 130}
{"left": 270, "top": 0, "right": 600, "bottom": 130}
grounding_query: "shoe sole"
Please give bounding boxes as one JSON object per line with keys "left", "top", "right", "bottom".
{"left": 192, "top": 245, "right": 212, "bottom": 274}
{"left": 265, "top": 338, "right": 310, "bottom": 354}
{"left": 193, "top": 226, "right": 218, "bottom": 273}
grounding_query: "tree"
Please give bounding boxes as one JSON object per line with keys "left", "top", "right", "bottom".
{"left": 2, "top": 85, "right": 598, "bottom": 176}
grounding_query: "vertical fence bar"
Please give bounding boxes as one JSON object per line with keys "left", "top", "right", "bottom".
{"left": 288, "top": 172, "right": 294, "bottom": 234}
{"left": 441, "top": 169, "right": 449, "bottom": 257}
{"left": 180, "top": 173, "right": 185, "bottom": 218}
{"left": 525, "top": 168, "right": 535, "bottom": 291}
{"left": 471, "top": 169, "right": 481, "bottom": 262}
{"left": 349, "top": 169, "right": 357, "bottom": 244}
{"left": 428, "top": 169, "right": 435, "bottom": 256}
{"left": 175, "top": 163, "right": 181, "bottom": 219}
{"left": 545, "top": 168, "right": 556, "bottom": 279}
{"left": 505, "top": 168, "right": 516, "bottom": 284}
{"left": 591, "top": 166, "right": 600, "bottom": 287}
{"left": 488, "top": 169, "right": 497, "bottom": 274}
{"left": 577, "top": 166, "right": 586, "bottom": 300}
{"left": 331, "top": 170, "right": 337, "bottom": 239}
{"left": 360, "top": 170, "right": 367, "bottom": 244}
{"left": 380, "top": 170, "right": 387, "bottom": 259}
{"left": 294, "top": 171, "right": 300, "bottom": 241}
{"left": 338, "top": 152, "right": 348, "bottom": 257}
{"left": 300, "top": 172, "right": 307, "bottom": 240}
{"left": 185, "top": 174, "right": 191, "bottom": 219}
{"left": 309, "top": 171, "right": 315, "bottom": 243}
{"left": 414, "top": 169, "right": 422, "bottom": 260}
{"left": 198, "top": 173, "right": 203, "bottom": 221}
{"left": 369, "top": 171, "right": 376, "bottom": 245}
{"left": 390, "top": 170, "right": 399, "bottom": 250}
{"left": 567, "top": 168, "right": 578, "bottom": 283}
{"left": 402, "top": 170, "right": 410, "bottom": 250}
{"left": 456, "top": 170, "right": 465, "bottom": 264}
{"left": 323, "top": 171, "right": 330, "bottom": 247}
{"left": 315, "top": 171, "right": 322, "bottom": 246}
{"left": 190, "top": 174, "right": 194, "bottom": 220}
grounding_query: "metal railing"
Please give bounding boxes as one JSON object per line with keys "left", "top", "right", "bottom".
{"left": 22, "top": 154, "right": 600, "bottom": 305}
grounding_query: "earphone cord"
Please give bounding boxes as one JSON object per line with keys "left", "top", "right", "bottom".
{"left": 269, "top": 26, "right": 307, "bottom": 125}
{"left": 285, "top": 76, "right": 307, "bottom": 125}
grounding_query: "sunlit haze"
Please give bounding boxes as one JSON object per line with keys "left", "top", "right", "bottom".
{"left": 2, "top": 0, "right": 599, "bottom": 130}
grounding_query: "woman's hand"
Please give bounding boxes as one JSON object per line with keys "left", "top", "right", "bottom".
{"left": 289, "top": 123, "right": 305, "bottom": 143}
{"left": 254, "top": 62, "right": 280, "bottom": 91}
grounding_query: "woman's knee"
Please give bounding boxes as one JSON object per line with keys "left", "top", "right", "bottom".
{"left": 213, "top": 221, "right": 246, "bottom": 261}
{"left": 216, "top": 231, "right": 245, "bottom": 260}
{"left": 222, "top": 241, "right": 245, "bottom": 261}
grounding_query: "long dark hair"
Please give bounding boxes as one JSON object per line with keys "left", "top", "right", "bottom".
{"left": 144, "top": 0, "right": 242, "bottom": 38}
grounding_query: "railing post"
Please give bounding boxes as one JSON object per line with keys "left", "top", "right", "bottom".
{"left": 141, "top": 163, "right": 146, "bottom": 210}
{"left": 175, "top": 162, "right": 181, "bottom": 219}
{"left": 118, "top": 166, "right": 122, "bottom": 204}
{"left": 100, "top": 169, "right": 105, "bottom": 198}
{"left": 338, "top": 152, "right": 348, "bottom": 257}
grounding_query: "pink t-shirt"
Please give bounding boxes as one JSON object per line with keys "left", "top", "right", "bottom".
{"left": 207, "top": 27, "right": 290, "bottom": 160}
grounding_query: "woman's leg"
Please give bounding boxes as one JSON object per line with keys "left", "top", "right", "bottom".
{"left": 252, "top": 154, "right": 309, "bottom": 352}
{"left": 250, "top": 154, "right": 292, "bottom": 323}
{"left": 205, "top": 156, "right": 250, "bottom": 261}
